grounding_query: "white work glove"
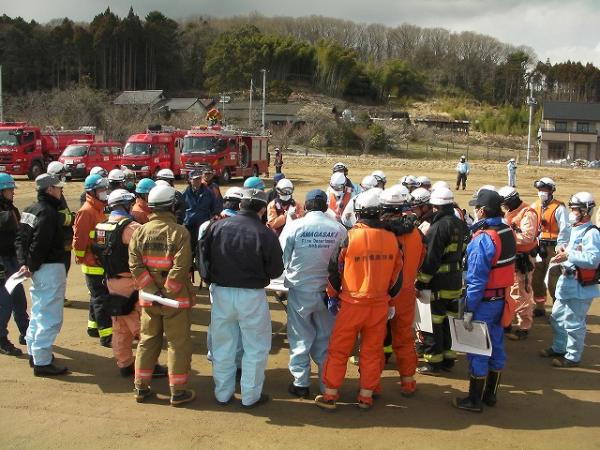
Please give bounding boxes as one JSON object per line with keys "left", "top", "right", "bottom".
{"left": 287, "top": 205, "right": 297, "bottom": 219}
{"left": 463, "top": 312, "right": 474, "bottom": 331}
{"left": 387, "top": 306, "right": 396, "bottom": 320}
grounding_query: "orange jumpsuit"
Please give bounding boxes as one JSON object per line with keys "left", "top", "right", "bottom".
{"left": 324, "top": 221, "right": 403, "bottom": 393}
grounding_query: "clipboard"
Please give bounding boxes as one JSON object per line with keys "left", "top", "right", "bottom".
{"left": 449, "top": 317, "right": 492, "bottom": 356}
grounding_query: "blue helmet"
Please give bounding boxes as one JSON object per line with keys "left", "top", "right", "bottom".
{"left": 136, "top": 178, "right": 156, "bottom": 194}
{"left": 84, "top": 174, "right": 109, "bottom": 192}
{"left": 273, "top": 173, "right": 286, "bottom": 184}
{"left": 243, "top": 176, "right": 265, "bottom": 190}
{"left": 0, "top": 173, "right": 16, "bottom": 190}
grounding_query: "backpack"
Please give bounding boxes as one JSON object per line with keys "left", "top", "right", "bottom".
{"left": 91, "top": 217, "right": 132, "bottom": 278}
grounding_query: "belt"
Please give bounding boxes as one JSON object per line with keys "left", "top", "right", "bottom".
{"left": 483, "top": 288, "right": 505, "bottom": 298}
{"left": 539, "top": 239, "right": 557, "bottom": 246}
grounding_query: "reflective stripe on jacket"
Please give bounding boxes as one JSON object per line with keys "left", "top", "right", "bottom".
{"left": 73, "top": 194, "right": 107, "bottom": 274}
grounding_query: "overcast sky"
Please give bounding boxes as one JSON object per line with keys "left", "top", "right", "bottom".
{"left": 4, "top": 0, "right": 600, "bottom": 66}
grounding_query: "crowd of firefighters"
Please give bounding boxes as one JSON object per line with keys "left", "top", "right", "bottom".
{"left": 0, "top": 154, "right": 598, "bottom": 412}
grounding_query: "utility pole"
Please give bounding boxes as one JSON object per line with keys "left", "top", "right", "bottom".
{"left": 0, "top": 65, "right": 3, "bottom": 123}
{"left": 249, "top": 78, "right": 253, "bottom": 128}
{"left": 221, "top": 92, "right": 225, "bottom": 124}
{"left": 526, "top": 79, "right": 537, "bottom": 165}
{"left": 261, "top": 69, "right": 267, "bottom": 134}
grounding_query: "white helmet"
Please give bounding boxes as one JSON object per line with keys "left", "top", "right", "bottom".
{"left": 534, "top": 177, "right": 556, "bottom": 192}
{"left": 330, "top": 172, "right": 346, "bottom": 191}
{"left": 411, "top": 187, "right": 431, "bottom": 205}
{"left": 430, "top": 187, "right": 454, "bottom": 206}
{"left": 148, "top": 185, "right": 176, "bottom": 209}
{"left": 108, "top": 168, "right": 125, "bottom": 182}
{"left": 380, "top": 185, "right": 411, "bottom": 207}
{"left": 498, "top": 186, "right": 516, "bottom": 198}
{"left": 569, "top": 192, "right": 596, "bottom": 213}
{"left": 431, "top": 180, "right": 449, "bottom": 191}
{"left": 509, "top": 158, "right": 516, "bottom": 162}
{"left": 90, "top": 166, "right": 108, "bottom": 177}
{"left": 371, "top": 170, "right": 387, "bottom": 184}
{"left": 400, "top": 175, "right": 418, "bottom": 188}
{"left": 223, "top": 186, "right": 244, "bottom": 201}
{"left": 276, "top": 178, "right": 294, "bottom": 194}
{"left": 332, "top": 162, "right": 347, "bottom": 173}
{"left": 107, "top": 188, "right": 135, "bottom": 208}
{"left": 354, "top": 188, "right": 382, "bottom": 215}
{"left": 360, "top": 175, "right": 378, "bottom": 191}
{"left": 47, "top": 161, "right": 66, "bottom": 176}
{"left": 155, "top": 179, "right": 171, "bottom": 187}
{"left": 416, "top": 175, "right": 431, "bottom": 188}
{"left": 156, "top": 168, "right": 175, "bottom": 180}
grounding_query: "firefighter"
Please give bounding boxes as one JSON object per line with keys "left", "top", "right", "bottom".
{"left": 201, "top": 167, "right": 223, "bottom": 209}
{"left": 274, "top": 147, "right": 284, "bottom": 174}
{"left": 206, "top": 107, "right": 222, "bottom": 126}
{"left": 415, "top": 187, "right": 469, "bottom": 376}
{"left": 0, "top": 173, "right": 29, "bottom": 356}
{"left": 498, "top": 186, "right": 539, "bottom": 340}
{"left": 379, "top": 185, "right": 426, "bottom": 396}
{"left": 454, "top": 188, "right": 516, "bottom": 412}
{"left": 15, "top": 174, "right": 68, "bottom": 376}
{"left": 332, "top": 162, "right": 358, "bottom": 194}
{"left": 132, "top": 178, "right": 156, "bottom": 224}
{"left": 455, "top": 155, "right": 470, "bottom": 190}
{"left": 371, "top": 170, "right": 387, "bottom": 189}
{"left": 108, "top": 169, "right": 125, "bottom": 193}
{"left": 416, "top": 175, "right": 432, "bottom": 191}
{"left": 73, "top": 174, "right": 113, "bottom": 347}
{"left": 156, "top": 168, "right": 186, "bottom": 224}
{"left": 541, "top": 192, "right": 600, "bottom": 368}
{"left": 47, "top": 161, "right": 76, "bottom": 307}
{"left": 316, "top": 189, "right": 403, "bottom": 411}
{"left": 267, "top": 178, "right": 304, "bottom": 236}
{"left": 128, "top": 184, "right": 195, "bottom": 406}
{"left": 531, "top": 178, "right": 570, "bottom": 317}
{"left": 202, "top": 188, "right": 283, "bottom": 408}
{"left": 327, "top": 172, "right": 353, "bottom": 221}
{"left": 80, "top": 166, "right": 108, "bottom": 206}
{"left": 282, "top": 189, "right": 347, "bottom": 399}
{"left": 431, "top": 180, "right": 450, "bottom": 191}
{"left": 267, "top": 173, "right": 286, "bottom": 203}
{"left": 400, "top": 175, "right": 419, "bottom": 193}
{"left": 243, "top": 176, "right": 265, "bottom": 190}
{"left": 410, "top": 187, "right": 433, "bottom": 234}
{"left": 341, "top": 177, "right": 380, "bottom": 229}
{"left": 507, "top": 158, "right": 517, "bottom": 188}
{"left": 123, "top": 168, "right": 137, "bottom": 193}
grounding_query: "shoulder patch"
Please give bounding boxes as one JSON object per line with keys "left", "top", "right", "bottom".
{"left": 20, "top": 212, "right": 38, "bottom": 228}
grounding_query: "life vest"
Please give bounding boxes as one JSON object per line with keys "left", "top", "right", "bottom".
{"left": 92, "top": 217, "right": 132, "bottom": 278}
{"left": 533, "top": 199, "right": 563, "bottom": 242}
{"left": 328, "top": 189, "right": 352, "bottom": 219}
{"left": 506, "top": 204, "right": 539, "bottom": 253}
{"left": 576, "top": 225, "right": 600, "bottom": 286}
{"left": 474, "top": 223, "right": 516, "bottom": 296}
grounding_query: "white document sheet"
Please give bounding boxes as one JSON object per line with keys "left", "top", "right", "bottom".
{"left": 414, "top": 290, "right": 433, "bottom": 333}
{"left": 449, "top": 317, "right": 492, "bottom": 356}
{"left": 5, "top": 272, "right": 29, "bottom": 295}
{"left": 265, "top": 275, "right": 288, "bottom": 293}
{"left": 139, "top": 291, "right": 181, "bottom": 308}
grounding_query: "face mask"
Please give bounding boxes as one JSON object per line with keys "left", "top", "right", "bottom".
{"left": 279, "top": 194, "right": 291, "bottom": 202}
{"left": 538, "top": 191, "right": 550, "bottom": 202}
{"left": 568, "top": 212, "right": 580, "bottom": 225}
{"left": 97, "top": 191, "right": 108, "bottom": 202}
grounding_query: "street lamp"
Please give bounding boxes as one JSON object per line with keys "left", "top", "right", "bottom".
{"left": 526, "top": 79, "right": 537, "bottom": 165}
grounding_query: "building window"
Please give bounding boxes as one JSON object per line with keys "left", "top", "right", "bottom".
{"left": 576, "top": 122, "right": 590, "bottom": 133}
{"left": 548, "top": 142, "right": 567, "bottom": 159}
{"left": 554, "top": 121, "right": 567, "bottom": 132}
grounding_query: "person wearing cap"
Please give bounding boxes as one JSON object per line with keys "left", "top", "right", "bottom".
{"left": 0, "top": 173, "right": 29, "bottom": 356}
{"left": 506, "top": 158, "right": 517, "bottom": 188}
{"left": 453, "top": 188, "right": 516, "bottom": 412}
{"left": 267, "top": 173, "right": 286, "bottom": 203}
{"left": 131, "top": 178, "right": 156, "bottom": 224}
{"left": 316, "top": 189, "right": 403, "bottom": 411}
{"left": 274, "top": 147, "right": 284, "bottom": 174}
{"left": 156, "top": 168, "right": 186, "bottom": 224}
{"left": 498, "top": 186, "right": 539, "bottom": 341}
{"left": 201, "top": 167, "right": 223, "bottom": 209}
{"left": 455, "top": 155, "right": 470, "bottom": 191}
{"left": 182, "top": 169, "right": 219, "bottom": 254}
{"left": 540, "top": 192, "right": 600, "bottom": 368}
{"left": 280, "top": 189, "right": 347, "bottom": 399}
{"left": 415, "top": 187, "right": 469, "bottom": 376}
{"left": 267, "top": 178, "right": 304, "bottom": 236}
{"left": 128, "top": 184, "right": 196, "bottom": 406}
{"left": 531, "top": 178, "right": 570, "bottom": 317}
{"left": 73, "top": 173, "right": 113, "bottom": 347}
{"left": 15, "top": 174, "right": 68, "bottom": 376}
{"left": 202, "top": 188, "right": 284, "bottom": 408}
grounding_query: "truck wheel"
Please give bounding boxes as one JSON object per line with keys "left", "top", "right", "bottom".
{"left": 28, "top": 161, "right": 43, "bottom": 180}
{"left": 252, "top": 165, "right": 259, "bottom": 177}
{"left": 220, "top": 168, "right": 232, "bottom": 184}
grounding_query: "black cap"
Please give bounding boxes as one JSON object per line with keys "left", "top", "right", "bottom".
{"left": 468, "top": 189, "right": 502, "bottom": 210}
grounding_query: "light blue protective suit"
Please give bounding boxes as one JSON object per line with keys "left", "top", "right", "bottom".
{"left": 551, "top": 221, "right": 600, "bottom": 362}
{"left": 282, "top": 211, "right": 347, "bottom": 390}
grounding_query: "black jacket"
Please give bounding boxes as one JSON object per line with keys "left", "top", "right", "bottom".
{"left": 58, "top": 194, "right": 74, "bottom": 248}
{"left": 15, "top": 192, "right": 65, "bottom": 272}
{"left": 0, "top": 197, "right": 20, "bottom": 257}
{"left": 203, "top": 209, "right": 283, "bottom": 288}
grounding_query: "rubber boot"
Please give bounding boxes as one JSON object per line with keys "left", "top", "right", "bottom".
{"left": 482, "top": 370, "right": 501, "bottom": 407}
{"left": 453, "top": 375, "right": 485, "bottom": 412}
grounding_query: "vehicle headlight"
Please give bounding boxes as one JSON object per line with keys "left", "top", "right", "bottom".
{"left": 77, "top": 163, "right": 86, "bottom": 168}
{"left": 141, "top": 166, "right": 149, "bottom": 171}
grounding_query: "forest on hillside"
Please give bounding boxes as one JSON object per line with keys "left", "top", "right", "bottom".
{"left": 2, "top": 8, "right": 600, "bottom": 107}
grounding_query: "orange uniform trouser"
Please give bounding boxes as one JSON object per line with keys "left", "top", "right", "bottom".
{"left": 509, "top": 270, "right": 534, "bottom": 331}
{"left": 323, "top": 301, "right": 388, "bottom": 391}
{"left": 390, "top": 292, "right": 417, "bottom": 377}
{"left": 112, "top": 306, "right": 141, "bottom": 368}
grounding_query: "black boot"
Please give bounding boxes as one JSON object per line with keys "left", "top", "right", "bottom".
{"left": 482, "top": 370, "right": 501, "bottom": 407}
{"left": 0, "top": 337, "right": 22, "bottom": 356}
{"left": 453, "top": 375, "right": 486, "bottom": 412}
{"left": 119, "top": 363, "right": 135, "bottom": 377}
{"left": 34, "top": 363, "right": 69, "bottom": 377}
{"left": 417, "top": 362, "right": 442, "bottom": 376}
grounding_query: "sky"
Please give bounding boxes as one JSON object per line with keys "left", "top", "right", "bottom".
{"left": 3, "top": 0, "right": 600, "bottom": 66}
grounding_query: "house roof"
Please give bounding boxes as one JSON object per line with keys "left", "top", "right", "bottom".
{"left": 114, "top": 90, "right": 164, "bottom": 106}
{"left": 154, "top": 98, "right": 200, "bottom": 112}
{"left": 221, "top": 102, "right": 303, "bottom": 119}
{"left": 543, "top": 101, "right": 600, "bottom": 121}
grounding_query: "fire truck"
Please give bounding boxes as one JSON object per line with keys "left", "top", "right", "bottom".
{"left": 181, "top": 125, "right": 270, "bottom": 183}
{"left": 120, "top": 125, "right": 187, "bottom": 178}
{"left": 59, "top": 141, "right": 124, "bottom": 179}
{"left": 0, "top": 122, "right": 97, "bottom": 179}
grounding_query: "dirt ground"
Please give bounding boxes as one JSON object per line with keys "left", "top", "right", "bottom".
{"left": 1, "top": 156, "right": 600, "bottom": 449}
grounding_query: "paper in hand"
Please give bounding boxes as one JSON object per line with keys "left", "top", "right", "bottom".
{"left": 5, "top": 271, "right": 29, "bottom": 295}
{"left": 139, "top": 291, "right": 181, "bottom": 308}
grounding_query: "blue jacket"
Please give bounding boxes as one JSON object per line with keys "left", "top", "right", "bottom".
{"left": 182, "top": 185, "right": 219, "bottom": 230}
{"left": 465, "top": 217, "right": 503, "bottom": 312}
{"left": 556, "top": 221, "right": 600, "bottom": 301}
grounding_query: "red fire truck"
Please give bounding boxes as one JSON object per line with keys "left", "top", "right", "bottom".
{"left": 181, "top": 125, "right": 270, "bottom": 183}
{"left": 120, "top": 125, "right": 187, "bottom": 178}
{"left": 59, "top": 141, "right": 124, "bottom": 179}
{"left": 0, "top": 122, "right": 97, "bottom": 179}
